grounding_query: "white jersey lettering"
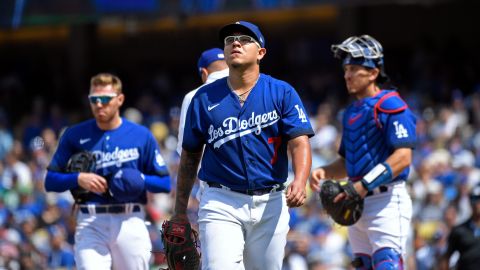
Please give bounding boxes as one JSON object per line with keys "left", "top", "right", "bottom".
{"left": 294, "top": 104, "right": 308, "bottom": 123}
{"left": 393, "top": 121, "right": 409, "bottom": 138}
{"left": 93, "top": 147, "right": 140, "bottom": 168}
{"left": 208, "top": 109, "right": 279, "bottom": 148}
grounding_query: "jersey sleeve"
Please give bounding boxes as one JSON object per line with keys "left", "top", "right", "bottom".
{"left": 182, "top": 94, "right": 206, "bottom": 152}
{"left": 143, "top": 132, "right": 169, "bottom": 176}
{"left": 47, "top": 128, "right": 75, "bottom": 172}
{"left": 383, "top": 109, "right": 417, "bottom": 149}
{"left": 177, "top": 90, "right": 195, "bottom": 155}
{"left": 280, "top": 86, "right": 314, "bottom": 139}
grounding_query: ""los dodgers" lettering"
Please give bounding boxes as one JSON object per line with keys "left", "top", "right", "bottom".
{"left": 208, "top": 110, "right": 279, "bottom": 147}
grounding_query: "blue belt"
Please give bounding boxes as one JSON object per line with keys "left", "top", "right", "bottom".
{"left": 207, "top": 182, "right": 285, "bottom": 196}
{"left": 79, "top": 204, "right": 142, "bottom": 214}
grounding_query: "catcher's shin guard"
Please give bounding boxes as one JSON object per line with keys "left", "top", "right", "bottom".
{"left": 372, "top": 248, "right": 403, "bottom": 270}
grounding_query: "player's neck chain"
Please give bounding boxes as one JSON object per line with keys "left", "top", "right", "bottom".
{"left": 227, "top": 78, "right": 258, "bottom": 104}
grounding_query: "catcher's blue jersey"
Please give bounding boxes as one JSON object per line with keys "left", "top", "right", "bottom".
{"left": 183, "top": 73, "right": 314, "bottom": 190}
{"left": 48, "top": 118, "right": 169, "bottom": 204}
{"left": 339, "top": 90, "right": 416, "bottom": 181}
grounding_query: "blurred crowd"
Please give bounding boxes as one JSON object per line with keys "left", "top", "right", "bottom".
{"left": 2, "top": 44, "right": 480, "bottom": 269}
{"left": 284, "top": 89, "right": 480, "bottom": 269}
{"left": 2, "top": 88, "right": 480, "bottom": 269}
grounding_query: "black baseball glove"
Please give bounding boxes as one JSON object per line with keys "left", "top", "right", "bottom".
{"left": 66, "top": 151, "right": 96, "bottom": 204}
{"left": 319, "top": 180, "right": 364, "bottom": 226}
{"left": 161, "top": 220, "right": 200, "bottom": 270}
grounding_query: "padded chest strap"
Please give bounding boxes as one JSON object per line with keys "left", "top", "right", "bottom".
{"left": 373, "top": 91, "right": 408, "bottom": 128}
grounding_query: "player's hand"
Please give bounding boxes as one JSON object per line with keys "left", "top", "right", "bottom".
{"left": 170, "top": 213, "right": 190, "bottom": 224}
{"left": 309, "top": 167, "right": 326, "bottom": 191}
{"left": 166, "top": 213, "right": 191, "bottom": 245}
{"left": 77, "top": 172, "right": 108, "bottom": 193}
{"left": 286, "top": 180, "right": 307, "bottom": 208}
{"left": 333, "top": 181, "right": 368, "bottom": 203}
{"left": 353, "top": 181, "right": 368, "bottom": 198}
{"left": 333, "top": 192, "right": 346, "bottom": 203}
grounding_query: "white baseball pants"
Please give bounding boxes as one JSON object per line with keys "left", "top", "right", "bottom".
{"left": 74, "top": 209, "right": 151, "bottom": 270}
{"left": 198, "top": 186, "right": 290, "bottom": 270}
{"left": 348, "top": 182, "right": 412, "bottom": 258}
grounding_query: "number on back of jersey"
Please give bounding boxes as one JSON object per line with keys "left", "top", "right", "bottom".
{"left": 294, "top": 105, "right": 308, "bottom": 123}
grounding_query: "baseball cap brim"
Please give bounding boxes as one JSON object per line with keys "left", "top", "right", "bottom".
{"left": 219, "top": 23, "right": 264, "bottom": 48}
{"left": 342, "top": 55, "right": 389, "bottom": 83}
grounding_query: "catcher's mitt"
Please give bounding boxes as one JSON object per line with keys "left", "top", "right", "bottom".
{"left": 66, "top": 151, "right": 96, "bottom": 204}
{"left": 319, "top": 180, "right": 364, "bottom": 226}
{"left": 161, "top": 220, "right": 200, "bottom": 270}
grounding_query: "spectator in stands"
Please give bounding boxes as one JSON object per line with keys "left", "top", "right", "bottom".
{"left": 440, "top": 183, "right": 480, "bottom": 269}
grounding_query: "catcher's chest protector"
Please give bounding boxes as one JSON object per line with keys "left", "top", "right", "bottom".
{"left": 343, "top": 93, "right": 391, "bottom": 178}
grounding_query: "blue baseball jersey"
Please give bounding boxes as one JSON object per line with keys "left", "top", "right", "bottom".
{"left": 48, "top": 118, "right": 169, "bottom": 204}
{"left": 183, "top": 73, "right": 314, "bottom": 190}
{"left": 339, "top": 90, "right": 417, "bottom": 181}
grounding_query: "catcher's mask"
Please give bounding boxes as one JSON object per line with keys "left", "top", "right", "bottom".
{"left": 331, "top": 35, "right": 389, "bottom": 83}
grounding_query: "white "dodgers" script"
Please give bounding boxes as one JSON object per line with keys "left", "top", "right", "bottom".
{"left": 93, "top": 147, "right": 140, "bottom": 168}
{"left": 208, "top": 110, "right": 279, "bottom": 149}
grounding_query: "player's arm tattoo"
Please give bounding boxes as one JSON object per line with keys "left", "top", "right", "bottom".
{"left": 174, "top": 149, "right": 203, "bottom": 216}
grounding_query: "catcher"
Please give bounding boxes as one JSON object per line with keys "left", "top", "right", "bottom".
{"left": 44, "top": 73, "right": 171, "bottom": 270}
{"left": 310, "top": 35, "right": 416, "bottom": 269}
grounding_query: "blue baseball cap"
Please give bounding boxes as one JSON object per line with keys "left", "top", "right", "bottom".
{"left": 219, "top": 21, "right": 265, "bottom": 48}
{"left": 342, "top": 54, "right": 384, "bottom": 69}
{"left": 342, "top": 55, "right": 389, "bottom": 83}
{"left": 197, "top": 48, "right": 225, "bottom": 75}
{"left": 109, "top": 168, "right": 145, "bottom": 202}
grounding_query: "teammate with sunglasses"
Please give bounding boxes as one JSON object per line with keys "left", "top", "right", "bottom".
{"left": 44, "top": 73, "right": 171, "bottom": 269}
{"left": 170, "top": 21, "right": 314, "bottom": 269}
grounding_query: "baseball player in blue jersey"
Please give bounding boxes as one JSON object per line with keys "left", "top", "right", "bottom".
{"left": 310, "top": 35, "right": 417, "bottom": 269}
{"left": 44, "top": 73, "right": 171, "bottom": 270}
{"left": 177, "top": 48, "right": 229, "bottom": 206}
{"left": 177, "top": 47, "right": 229, "bottom": 156}
{"left": 171, "top": 21, "right": 314, "bottom": 270}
